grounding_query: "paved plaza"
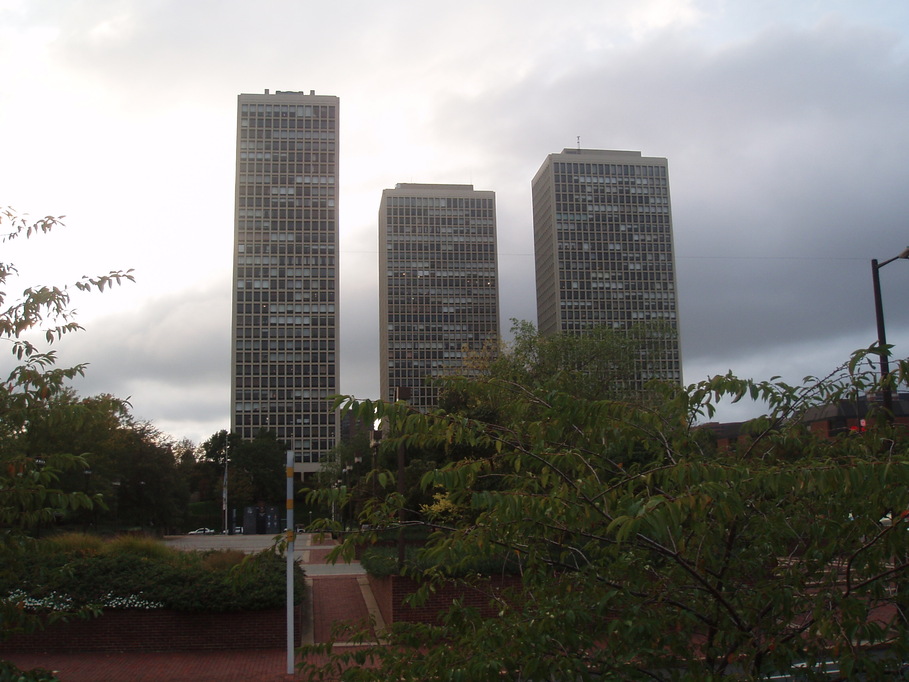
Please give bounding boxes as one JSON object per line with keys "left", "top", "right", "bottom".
{"left": 5, "top": 533, "right": 376, "bottom": 681}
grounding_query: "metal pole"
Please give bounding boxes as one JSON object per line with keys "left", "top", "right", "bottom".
{"left": 222, "top": 442, "right": 229, "bottom": 534}
{"left": 871, "top": 248, "right": 909, "bottom": 417}
{"left": 285, "top": 450, "right": 295, "bottom": 675}
{"left": 872, "top": 259, "right": 893, "bottom": 415}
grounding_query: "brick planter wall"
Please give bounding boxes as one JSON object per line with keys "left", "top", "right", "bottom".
{"left": 367, "top": 574, "right": 521, "bottom": 625}
{"left": 0, "top": 607, "right": 302, "bottom": 654}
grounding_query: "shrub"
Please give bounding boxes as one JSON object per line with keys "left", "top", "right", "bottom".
{"left": 201, "top": 549, "right": 246, "bottom": 572}
{"left": 43, "top": 533, "right": 104, "bottom": 556}
{"left": 102, "top": 535, "right": 181, "bottom": 562}
{"left": 0, "top": 660, "right": 58, "bottom": 681}
{"left": 3, "top": 537, "right": 306, "bottom": 614}
{"left": 360, "top": 546, "right": 400, "bottom": 577}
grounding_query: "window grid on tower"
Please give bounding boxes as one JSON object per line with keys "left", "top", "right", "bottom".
{"left": 231, "top": 92, "right": 340, "bottom": 473}
{"left": 379, "top": 186, "right": 500, "bottom": 412}
{"left": 532, "top": 150, "right": 682, "bottom": 387}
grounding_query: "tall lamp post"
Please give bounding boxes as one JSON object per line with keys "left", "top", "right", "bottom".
{"left": 871, "top": 247, "right": 909, "bottom": 416}
{"left": 222, "top": 438, "right": 230, "bottom": 534}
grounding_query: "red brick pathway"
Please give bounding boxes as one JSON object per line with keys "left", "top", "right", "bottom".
{"left": 311, "top": 575, "right": 373, "bottom": 644}
{"left": 7, "top": 649, "right": 299, "bottom": 682}
{"left": 307, "top": 547, "right": 337, "bottom": 563}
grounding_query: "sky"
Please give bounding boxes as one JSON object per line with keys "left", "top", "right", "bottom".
{"left": 2, "top": 0, "right": 908, "bottom": 446}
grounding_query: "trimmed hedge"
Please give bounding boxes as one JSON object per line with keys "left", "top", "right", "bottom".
{"left": 2, "top": 535, "right": 306, "bottom": 614}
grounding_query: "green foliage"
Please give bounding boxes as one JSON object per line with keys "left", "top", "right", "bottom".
{"left": 200, "top": 429, "right": 286, "bottom": 512}
{"left": 3, "top": 536, "right": 305, "bottom": 614}
{"left": 187, "top": 500, "right": 221, "bottom": 530}
{"left": 357, "top": 546, "right": 400, "bottom": 577}
{"left": 229, "top": 430, "right": 286, "bottom": 506}
{"left": 0, "top": 209, "right": 133, "bottom": 418}
{"left": 0, "top": 453, "right": 99, "bottom": 532}
{"left": 304, "top": 348, "right": 909, "bottom": 680}
{"left": 0, "top": 207, "right": 134, "bottom": 653}
{"left": 0, "top": 660, "right": 58, "bottom": 682}
{"left": 1, "top": 389, "right": 191, "bottom": 532}
{"left": 359, "top": 543, "right": 520, "bottom": 579}
{"left": 48, "top": 403, "right": 192, "bottom": 531}
{"left": 103, "top": 534, "right": 182, "bottom": 561}
{"left": 42, "top": 532, "right": 104, "bottom": 555}
{"left": 485, "top": 318, "right": 643, "bottom": 398}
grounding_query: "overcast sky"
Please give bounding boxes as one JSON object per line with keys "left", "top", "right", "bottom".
{"left": 2, "top": 0, "right": 908, "bottom": 445}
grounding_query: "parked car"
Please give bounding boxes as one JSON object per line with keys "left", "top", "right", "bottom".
{"left": 188, "top": 527, "right": 215, "bottom": 535}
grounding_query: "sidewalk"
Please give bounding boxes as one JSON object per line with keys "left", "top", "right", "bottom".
{"left": 4, "top": 534, "right": 378, "bottom": 681}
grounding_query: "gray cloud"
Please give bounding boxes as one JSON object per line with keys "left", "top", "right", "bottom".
{"left": 53, "top": 279, "right": 231, "bottom": 444}
{"left": 418, "top": 20, "right": 909, "bottom": 384}
{"left": 4, "top": 1, "right": 909, "bottom": 437}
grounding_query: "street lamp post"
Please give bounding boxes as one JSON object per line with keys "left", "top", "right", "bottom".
{"left": 370, "top": 425, "right": 382, "bottom": 500}
{"left": 871, "top": 247, "right": 909, "bottom": 416}
{"left": 223, "top": 442, "right": 229, "bottom": 535}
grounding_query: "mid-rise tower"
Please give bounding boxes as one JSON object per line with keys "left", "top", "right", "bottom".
{"left": 231, "top": 90, "right": 339, "bottom": 473}
{"left": 531, "top": 149, "right": 681, "bottom": 386}
{"left": 379, "top": 183, "right": 500, "bottom": 411}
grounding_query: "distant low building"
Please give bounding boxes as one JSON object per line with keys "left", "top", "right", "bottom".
{"left": 801, "top": 394, "right": 909, "bottom": 439}
{"left": 701, "top": 393, "right": 909, "bottom": 450}
{"left": 698, "top": 421, "right": 749, "bottom": 451}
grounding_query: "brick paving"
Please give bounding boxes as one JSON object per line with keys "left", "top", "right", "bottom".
{"left": 307, "top": 547, "right": 338, "bottom": 564}
{"left": 8, "top": 649, "right": 299, "bottom": 682}
{"left": 3, "top": 534, "right": 376, "bottom": 681}
{"left": 310, "top": 575, "right": 374, "bottom": 644}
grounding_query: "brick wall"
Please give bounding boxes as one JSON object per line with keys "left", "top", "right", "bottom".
{"left": 368, "top": 574, "right": 521, "bottom": 625}
{"left": 0, "top": 607, "right": 302, "bottom": 654}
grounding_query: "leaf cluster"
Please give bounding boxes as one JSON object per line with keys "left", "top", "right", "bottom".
{"left": 306, "top": 348, "right": 909, "bottom": 680}
{"left": 0, "top": 207, "right": 136, "bottom": 655}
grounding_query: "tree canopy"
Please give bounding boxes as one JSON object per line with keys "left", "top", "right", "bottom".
{"left": 304, "top": 347, "right": 909, "bottom": 681}
{"left": 200, "top": 429, "right": 287, "bottom": 513}
{"left": 0, "top": 208, "right": 134, "bottom": 655}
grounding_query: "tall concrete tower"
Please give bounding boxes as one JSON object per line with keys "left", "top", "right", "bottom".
{"left": 231, "top": 90, "right": 339, "bottom": 473}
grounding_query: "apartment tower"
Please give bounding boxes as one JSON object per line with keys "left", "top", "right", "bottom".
{"left": 531, "top": 149, "right": 681, "bottom": 386}
{"left": 379, "top": 183, "right": 500, "bottom": 411}
{"left": 231, "top": 90, "right": 339, "bottom": 474}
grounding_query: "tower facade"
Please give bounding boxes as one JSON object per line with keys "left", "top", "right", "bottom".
{"left": 531, "top": 149, "right": 681, "bottom": 386}
{"left": 231, "top": 90, "right": 339, "bottom": 473}
{"left": 379, "top": 183, "right": 500, "bottom": 412}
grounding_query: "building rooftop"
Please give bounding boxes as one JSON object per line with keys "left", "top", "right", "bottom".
{"left": 392, "top": 183, "right": 476, "bottom": 191}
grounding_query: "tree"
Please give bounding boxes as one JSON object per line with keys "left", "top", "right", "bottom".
{"left": 0, "top": 208, "right": 133, "bottom": 661}
{"left": 230, "top": 430, "right": 286, "bottom": 507}
{"left": 199, "top": 429, "right": 287, "bottom": 519}
{"left": 302, "top": 348, "right": 909, "bottom": 680}
{"left": 6, "top": 386, "right": 191, "bottom": 532}
{"left": 107, "top": 421, "right": 190, "bottom": 531}
{"left": 481, "top": 319, "right": 641, "bottom": 397}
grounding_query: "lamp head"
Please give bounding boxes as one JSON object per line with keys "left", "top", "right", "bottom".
{"left": 898, "top": 247, "right": 909, "bottom": 260}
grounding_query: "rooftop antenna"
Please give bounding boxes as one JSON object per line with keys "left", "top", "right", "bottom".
{"left": 577, "top": 135, "right": 581, "bottom": 150}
